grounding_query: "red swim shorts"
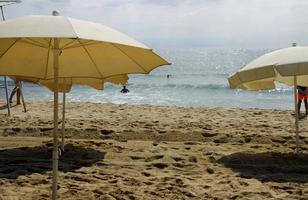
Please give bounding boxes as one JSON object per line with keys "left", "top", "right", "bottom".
{"left": 298, "top": 93, "right": 308, "bottom": 100}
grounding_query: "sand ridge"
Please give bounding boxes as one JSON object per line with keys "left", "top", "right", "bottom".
{"left": 0, "top": 101, "right": 308, "bottom": 199}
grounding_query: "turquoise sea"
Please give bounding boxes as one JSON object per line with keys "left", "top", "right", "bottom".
{"left": 0, "top": 48, "right": 294, "bottom": 109}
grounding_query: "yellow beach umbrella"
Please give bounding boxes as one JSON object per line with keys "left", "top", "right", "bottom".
{"left": 228, "top": 46, "right": 308, "bottom": 154}
{"left": 0, "top": 11, "right": 170, "bottom": 200}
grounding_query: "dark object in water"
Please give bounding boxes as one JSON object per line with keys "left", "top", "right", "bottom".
{"left": 120, "top": 85, "right": 129, "bottom": 93}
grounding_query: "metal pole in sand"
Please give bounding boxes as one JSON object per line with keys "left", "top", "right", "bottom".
{"left": 51, "top": 10, "right": 60, "bottom": 200}
{"left": 0, "top": 5, "right": 10, "bottom": 116}
{"left": 292, "top": 43, "right": 300, "bottom": 154}
{"left": 294, "top": 76, "right": 299, "bottom": 154}
{"left": 52, "top": 37, "right": 60, "bottom": 200}
{"left": 61, "top": 91, "right": 66, "bottom": 152}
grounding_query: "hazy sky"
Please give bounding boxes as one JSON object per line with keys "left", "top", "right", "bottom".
{"left": 2, "top": 0, "right": 308, "bottom": 48}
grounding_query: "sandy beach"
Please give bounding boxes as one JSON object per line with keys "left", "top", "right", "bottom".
{"left": 0, "top": 101, "right": 308, "bottom": 199}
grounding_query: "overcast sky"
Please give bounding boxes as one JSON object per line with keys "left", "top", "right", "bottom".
{"left": 2, "top": 0, "right": 308, "bottom": 48}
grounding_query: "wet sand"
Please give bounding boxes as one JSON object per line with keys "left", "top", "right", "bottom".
{"left": 0, "top": 101, "right": 308, "bottom": 199}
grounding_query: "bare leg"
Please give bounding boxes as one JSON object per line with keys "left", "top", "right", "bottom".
{"left": 304, "top": 99, "right": 308, "bottom": 115}
{"left": 9, "top": 86, "right": 18, "bottom": 103}
{"left": 298, "top": 99, "right": 302, "bottom": 115}
{"left": 16, "top": 88, "right": 21, "bottom": 104}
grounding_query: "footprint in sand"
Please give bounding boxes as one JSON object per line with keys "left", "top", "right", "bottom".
{"left": 188, "top": 156, "right": 198, "bottom": 163}
{"left": 100, "top": 129, "right": 114, "bottom": 135}
{"left": 129, "top": 155, "right": 145, "bottom": 160}
{"left": 152, "top": 141, "right": 159, "bottom": 146}
{"left": 174, "top": 178, "right": 186, "bottom": 187}
{"left": 271, "top": 138, "right": 286, "bottom": 144}
{"left": 244, "top": 137, "right": 252, "bottom": 143}
{"left": 108, "top": 179, "right": 118, "bottom": 184}
{"left": 145, "top": 155, "right": 164, "bottom": 162}
{"left": 151, "top": 163, "right": 169, "bottom": 169}
{"left": 203, "top": 185, "right": 211, "bottom": 189}
{"left": 184, "top": 141, "right": 200, "bottom": 145}
{"left": 11, "top": 127, "right": 21, "bottom": 132}
{"left": 141, "top": 171, "right": 151, "bottom": 177}
{"left": 239, "top": 180, "right": 249, "bottom": 186}
{"left": 250, "top": 145, "right": 261, "bottom": 149}
{"left": 214, "top": 136, "right": 228, "bottom": 144}
{"left": 182, "top": 190, "right": 197, "bottom": 197}
{"left": 172, "top": 163, "right": 186, "bottom": 168}
{"left": 202, "top": 132, "right": 217, "bottom": 137}
{"left": 171, "top": 156, "right": 185, "bottom": 162}
{"left": 144, "top": 181, "right": 154, "bottom": 185}
{"left": 157, "top": 130, "right": 167, "bottom": 134}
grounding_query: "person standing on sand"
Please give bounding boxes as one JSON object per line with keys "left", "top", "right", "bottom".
{"left": 297, "top": 86, "right": 308, "bottom": 115}
{"left": 9, "top": 80, "right": 21, "bottom": 105}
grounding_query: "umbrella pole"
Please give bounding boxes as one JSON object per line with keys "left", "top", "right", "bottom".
{"left": 61, "top": 92, "right": 66, "bottom": 152}
{"left": 52, "top": 38, "right": 60, "bottom": 200}
{"left": 3, "top": 76, "right": 10, "bottom": 116}
{"left": 294, "top": 76, "right": 299, "bottom": 154}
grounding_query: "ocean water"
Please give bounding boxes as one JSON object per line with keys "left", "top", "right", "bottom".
{"left": 0, "top": 48, "right": 295, "bottom": 109}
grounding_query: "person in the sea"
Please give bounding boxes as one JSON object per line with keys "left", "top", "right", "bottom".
{"left": 9, "top": 80, "right": 21, "bottom": 105}
{"left": 297, "top": 86, "right": 308, "bottom": 115}
{"left": 120, "top": 85, "right": 129, "bottom": 93}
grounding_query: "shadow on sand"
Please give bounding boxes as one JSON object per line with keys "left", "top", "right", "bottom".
{"left": 0, "top": 103, "right": 17, "bottom": 110}
{"left": 217, "top": 152, "right": 308, "bottom": 183}
{"left": 0, "top": 142, "right": 105, "bottom": 179}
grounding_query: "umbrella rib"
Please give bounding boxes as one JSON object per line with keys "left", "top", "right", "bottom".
{"left": 0, "top": 38, "right": 20, "bottom": 59}
{"left": 44, "top": 38, "right": 52, "bottom": 79}
{"left": 76, "top": 39, "right": 105, "bottom": 78}
{"left": 111, "top": 43, "right": 148, "bottom": 73}
{"left": 61, "top": 39, "right": 77, "bottom": 49}
{"left": 62, "top": 40, "right": 101, "bottom": 50}
{"left": 19, "top": 40, "right": 47, "bottom": 49}
{"left": 23, "top": 38, "right": 49, "bottom": 48}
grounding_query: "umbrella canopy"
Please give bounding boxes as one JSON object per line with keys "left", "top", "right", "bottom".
{"left": 0, "top": 12, "right": 170, "bottom": 200}
{"left": 11, "top": 74, "right": 129, "bottom": 92}
{"left": 0, "top": 14, "right": 170, "bottom": 81}
{"left": 228, "top": 46, "right": 308, "bottom": 90}
{"left": 228, "top": 46, "right": 308, "bottom": 155}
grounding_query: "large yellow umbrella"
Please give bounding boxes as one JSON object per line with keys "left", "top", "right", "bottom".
{"left": 228, "top": 46, "right": 308, "bottom": 154}
{"left": 0, "top": 11, "right": 170, "bottom": 200}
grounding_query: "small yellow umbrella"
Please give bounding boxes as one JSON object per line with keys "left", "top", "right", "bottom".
{"left": 0, "top": 11, "right": 170, "bottom": 200}
{"left": 229, "top": 46, "right": 308, "bottom": 154}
